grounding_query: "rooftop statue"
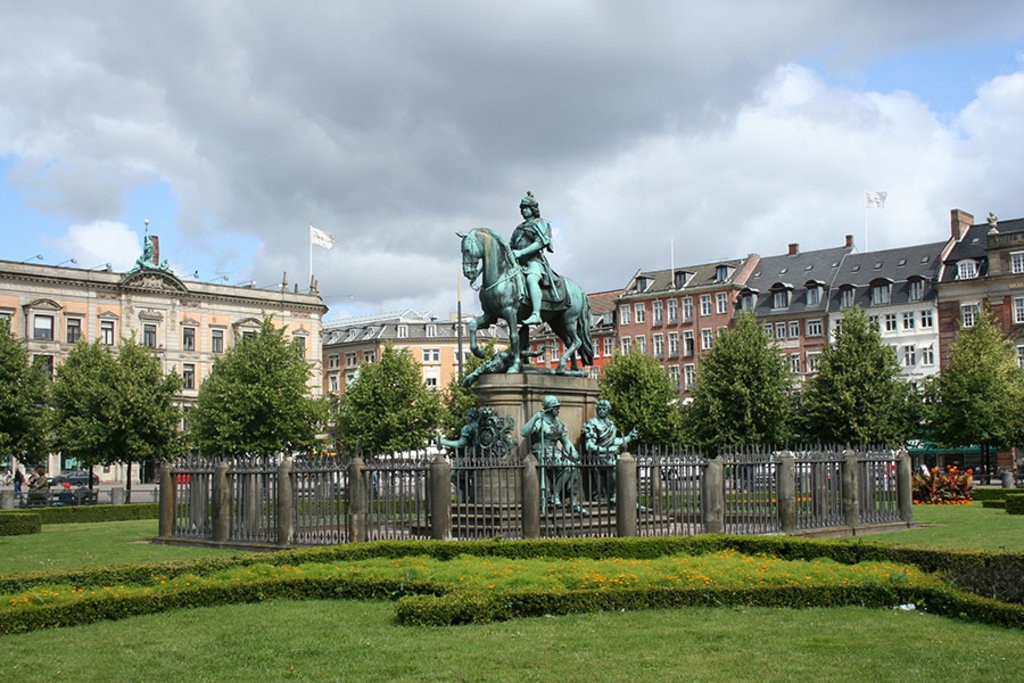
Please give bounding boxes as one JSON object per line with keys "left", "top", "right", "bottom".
{"left": 458, "top": 193, "right": 594, "bottom": 377}
{"left": 130, "top": 233, "right": 173, "bottom": 273}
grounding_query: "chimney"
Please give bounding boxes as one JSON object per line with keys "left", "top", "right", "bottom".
{"left": 950, "top": 209, "right": 974, "bottom": 241}
{"left": 845, "top": 234, "right": 854, "bottom": 248}
{"left": 788, "top": 243, "right": 799, "bottom": 256}
{"left": 150, "top": 236, "right": 160, "bottom": 266}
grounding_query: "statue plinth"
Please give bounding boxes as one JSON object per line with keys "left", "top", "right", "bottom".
{"left": 476, "top": 373, "right": 600, "bottom": 461}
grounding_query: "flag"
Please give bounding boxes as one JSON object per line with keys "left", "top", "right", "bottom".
{"left": 865, "top": 191, "right": 887, "bottom": 208}
{"left": 310, "top": 225, "right": 334, "bottom": 250}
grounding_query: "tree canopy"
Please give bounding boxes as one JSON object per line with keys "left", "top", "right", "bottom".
{"left": 599, "top": 348, "right": 683, "bottom": 447}
{"left": 189, "top": 318, "right": 327, "bottom": 457}
{"left": 52, "top": 337, "right": 182, "bottom": 475}
{"left": 682, "top": 311, "right": 793, "bottom": 448}
{"left": 798, "top": 306, "right": 916, "bottom": 446}
{"left": 334, "top": 342, "right": 442, "bottom": 455}
{"left": 0, "top": 317, "right": 52, "bottom": 461}
{"left": 926, "top": 307, "right": 1024, "bottom": 453}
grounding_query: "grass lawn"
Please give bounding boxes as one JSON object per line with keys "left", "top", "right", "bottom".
{"left": 1, "top": 504, "right": 1022, "bottom": 681}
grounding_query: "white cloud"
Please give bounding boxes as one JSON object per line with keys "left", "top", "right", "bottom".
{"left": 52, "top": 221, "right": 140, "bottom": 272}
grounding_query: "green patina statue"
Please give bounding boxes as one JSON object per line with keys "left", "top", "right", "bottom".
{"left": 522, "top": 395, "right": 584, "bottom": 513}
{"left": 458, "top": 193, "right": 594, "bottom": 376}
{"left": 583, "top": 399, "right": 637, "bottom": 504}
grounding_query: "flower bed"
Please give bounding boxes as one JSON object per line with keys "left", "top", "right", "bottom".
{"left": 913, "top": 466, "right": 973, "bottom": 504}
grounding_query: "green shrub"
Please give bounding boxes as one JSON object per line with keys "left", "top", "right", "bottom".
{"left": 981, "top": 500, "right": 1006, "bottom": 509}
{"left": 971, "top": 488, "right": 1014, "bottom": 503}
{"left": 0, "top": 512, "right": 41, "bottom": 537}
{"left": 1006, "top": 494, "right": 1024, "bottom": 516}
{"left": 0, "top": 503, "right": 158, "bottom": 526}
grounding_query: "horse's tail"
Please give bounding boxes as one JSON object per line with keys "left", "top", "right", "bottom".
{"left": 577, "top": 292, "right": 595, "bottom": 366}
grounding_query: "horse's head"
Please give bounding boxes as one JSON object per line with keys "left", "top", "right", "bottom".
{"left": 458, "top": 229, "right": 484, "bottom": 285}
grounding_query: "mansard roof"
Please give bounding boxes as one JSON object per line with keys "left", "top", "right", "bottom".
{"left": 939, "top": 216, "right": 1024, "bottom": 283}
{"left": 827, "top": 241, "right": 947, "bottom": 309}
{"left": 620, "top": 256, "right": 750, "bottom": 298}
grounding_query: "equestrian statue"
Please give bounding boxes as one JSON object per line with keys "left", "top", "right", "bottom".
{"left": 459, "top": 192, "right": 594, "bottom": 378}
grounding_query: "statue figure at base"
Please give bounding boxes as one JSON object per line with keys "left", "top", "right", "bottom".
{"left": 437, "top": 406, "right": 517, "bottom": 503}
{"left": 522, "top": 395, "right": 583, "bottom": 514}
{"left": 583, "top": 399, "right": 637, "bottom": 504}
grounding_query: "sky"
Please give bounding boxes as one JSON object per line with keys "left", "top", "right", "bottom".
{"left": 2, "top": 1, "right": 1024, "bottom": 321}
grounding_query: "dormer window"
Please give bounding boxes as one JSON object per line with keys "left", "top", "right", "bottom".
{"left": 715, "top": 264, "right": 732, "bottom": 283}
{"left": 426, "top": 324, "right": 437, "bottom": 337}
{"left": 740, "top": 291, "right": 757, "bottom": 311}
{"left": 840, "top": 286, "right": 856, "bottom": 309}
{"left": 908, "top": 278, "right": 924, "bottom": 302}
{"left": 673, "top": 271, "right": 691, "bottom": 289}
{"left": 634, "top": 276, "right": 651, "bottom": 293}
{"left": 957, "top": 260, "right": 978, "bottom": 280}
{"left": 871, "top": 279, "right": 892, "bottom": 306}
{"left": 770, "top": 284, "right": 792, "bottom": 310}
{"left": 397, "top": 325, "right": 408, "bottom": 338}
{"left": 805, "top": 283, "right": 821, "bottom": 306}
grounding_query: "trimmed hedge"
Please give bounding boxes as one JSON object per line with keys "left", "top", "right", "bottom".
{"left": 1006, "top": 494, "right": 1024, "bottom": 516}
{"left": 0, "top": 503, "right": 158, "bottom": 526}
{"left": 982, "top": 500, "right": 1006, "bottom": 509}
{"left": 972, "top": 488, "right": 1019, "bottom": 503}
{"left": 0, "top": 512, "right": 41, "bottom": 537}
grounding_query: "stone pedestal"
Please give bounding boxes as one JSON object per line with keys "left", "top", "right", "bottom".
{"left": 475, "top": 373, "right": 601, "bottom": 461}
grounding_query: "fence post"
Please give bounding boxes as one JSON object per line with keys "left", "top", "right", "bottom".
{"left": 277, "top": 458, "right": 295, "bottom": 547}
{"left": 702, "top": 457, "right": 725, "bottom": 534}
{"left": 842, "top": 449, "right": 860, "bottom": 528}
{"left": 897, "top": 448, "right": 913, "bottom": 524}
{"left": 616, "top": 451, "right": 638, "bottom": 536}
{"left": 521, "top": 454, "right": 541, "bottom": 539}
{"left": 429, "top": 455, "right": 452, "bottom": 540}
{"left": 347, "top": 457, "right": 368, "bottom": 543}
{"left": 212, "top": 461, "right": 231, "bottom": 543}
{"left": 778, "top": 452, "right": 797, "bottom": 534}
{"left": 158, "top": 463, "right": 175, "bottom": 538}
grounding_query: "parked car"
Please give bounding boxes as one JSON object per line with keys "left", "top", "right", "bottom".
{"left": 49, "top": 470, "right": 103, "bottom": 487}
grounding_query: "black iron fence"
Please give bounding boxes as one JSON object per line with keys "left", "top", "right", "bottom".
{"left": 159, "top": 446, "right": 913, "bottom": 548}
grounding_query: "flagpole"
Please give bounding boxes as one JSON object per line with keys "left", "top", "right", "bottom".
{"left": 863, "top": 190, "right": 868, "bottom": 251}
{"left": 309, "top": 226, "right": 314, "bottom": 291}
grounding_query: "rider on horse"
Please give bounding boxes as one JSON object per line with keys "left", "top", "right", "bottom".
{"left": 510, "top": 192, "right": 562, "bottom": 325}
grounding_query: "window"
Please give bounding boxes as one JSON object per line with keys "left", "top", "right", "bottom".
{"left": 921, "top": 346, "right": 935, "bottom": 366}
{"left": 101, "top": 321, "right": 115, "bottom": 346}
{"left": 961, "top": 303, "right": 979, "bottom": 328}
{"left": 772, "top": 290, "right": 789, "bottom": 309}
{"left": 788, "top": 321, "right": 800, "bottom": 338}
{"left": 902, "top": 345, "right": 916, "bottom": 367}
{"left": 182, "top": 363, "right": 195, "bottom": 390}
{"left": 740, "top": 293, "right": 756, "bottom": 311}
{"left": 789, "top": 353, "right": 801, "bottom": 374}
{"left": 294, "top": 336, "right": 306, "bottom": 358}
{"left": 884, "top": 313, "right": 898, "bottom": 332}
{"left": 425, "top": 377, "right": 438, "bottom": 389}
{"left": 700, "top": 295, "right": 712, "bottom": 316}
{"left": 775, "top": 322, "right": 786, "bottom": 339}
{"left": 902, "top": 312, "right": 916, "bottom": 330}
{"left": 425, "top": 324, "right": 437, "bottom": 337}
{"left": 840, "top": 288, "right": 856, "bottom": 309}
{"left": 620, "top": 337, "right": 632, "bottom": 354}
{"left": 635, "top": 336, "right": 646, "bottom": 354}
{"left": 701, "top": 329, "right": 714, "bottom": 350}
{"left": 33, "top": 315, "right": 53, "bottom": 341}
{"left": 920, "top": 309, "right": 934, "bottom": 328}
{"left": 345, "top": 353, "right": 357, "bottom": 367}
{"left": 328, "top": 354, "right": 340, "bottom": 369}
{"left": 683, "top": 331, "right": 694, "bottom": 357}
{"left": 806, "top": 353, "right": 821, "bottom": 373}
{"left": 66, "top": 318, "right": 81, "bottom": 344}
{"left": 764, "top": 323, "right": 773, "bottom": 338}
{"left": 363, "top": 351, "right": 376, "bottom": 363}
{"left": 668, "top": 332, "right": 679, "bottom": 357}
{"left": 716, "top": 265, "right": 730, "bottom": 282}
{"left": 872, "top": 283, "right": 891, "bottom": 305}
{"left": 422, "top": 348, "right": 440, "bottom": 363}
{"left": 603, "top": 337, "right": 613, "bottom": 357}
{"left": 1013, "top": 252, "right": 1024, "bottom": 275}
{"left": 652, "top": 300, "right": 663, "bottom": 325}
{"left": 653, "top": 334, "right": 664, "bottom": 358}
{"left": 1014, "top": 297, "right": 1024, "bottom": 325}
{"left": 806, "top": 286, "right": 821, "bottom": 306}
{"left": 143, "top": 324, "right": 157, "bottom": 348}
{"left": 397, "top": 325, "right": 408, "bottom": 338}
{"left": 634, "top": 303, "right": 646, "bottom": 324}
{"left": 908, "top": 279, "right": 924, "bottom": 301}
{"left": 806, "top": 318, "right": 823, "bottom": 337}
{"left": 957, "top": 260, "right": 978, "bottom": 280}
{"left": 667, "top": 299, "right": 678, "bottom": 324}
{"left": 683, "top": 364, "right": 696, "bottom": 390}
{"left": 669, "top": 365, "right": 681, "bottom": 391}
{"left": 869, "top": 315, "right": 880, "bottom": 331}
{"left": 619, "top": 305, "right": 631, "bottom": 325}
{"left": 682, "top": 297, "right": 693, "bottom": 322}
{"left": 211, "top": 329, "right": 224, "bottom": 354}
{"left": 716, "top": 292, "right": 729, "bottom": 314}
{"left": 182, "top": 327, "right": 196, "bottom": 351}
{"left": 328, "top": 374, "right": 340, "bottom": 393}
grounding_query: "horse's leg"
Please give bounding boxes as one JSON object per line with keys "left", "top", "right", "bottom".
{"left": 469, "top": 312, "right": 496, "bottom": 358}
{"left": 504, "top": 309, "right": 523, "bottom": 373}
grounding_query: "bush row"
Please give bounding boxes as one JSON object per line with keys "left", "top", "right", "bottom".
{"left": 1006, "top": 494, "right": 1024, "bottom": 515}
{"left": 971, "top": 488, "right": 1020, "bottom": 503}
{"left": 0, "top": 503, "right": 158, "bottom": 528}
{"left": 0, "top": 512, "right": 41, "bottom": 537}
{"left": 395, "top": 584, "right": 1024, "bottom": 629}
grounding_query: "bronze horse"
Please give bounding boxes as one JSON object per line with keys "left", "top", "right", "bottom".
{"left": 459, "top": 227, "right": 593, "bottom": 374}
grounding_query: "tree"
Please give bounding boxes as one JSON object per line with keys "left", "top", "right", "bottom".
{"left": 190, "top": 318, "right": 327, "bottom": 458}
{"left": 682, "top": 311, "right": 793, "bottom": 449}
{"left": 335, "top": 342, "right": 442, "bottom": 455}
{"left": 0, "top": 317, "right": 52, "bottom": 462}
{"left": 439, "top": 337, "right": 496, "bottom": 439}
{"left": 926, "top": 308, "right": 1024, "bottom": 471}
{"left": 798, "top": 306, "right": 915, "bottom": 446}
{"left": 599, "top": 348, "right": 683, "bottom": 447}
{"left": 52, "top": 337, "right": 182, "bottom": 498}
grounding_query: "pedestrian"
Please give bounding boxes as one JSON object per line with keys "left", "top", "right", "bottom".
{"left": 13, "top": 467, "right": 25, "bottom": 498}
